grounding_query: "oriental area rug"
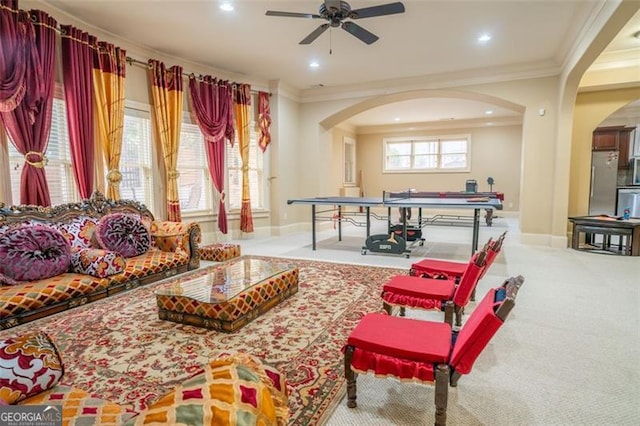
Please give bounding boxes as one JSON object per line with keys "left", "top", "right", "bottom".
{"left": 1, "top": 257, "right": 405, "bottom": 425}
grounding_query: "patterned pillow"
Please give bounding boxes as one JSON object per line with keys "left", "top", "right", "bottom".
{"left": 129, "top": 353, "right": 289, "bottom": 426}
{"left": 70, "top": 248, "right": 126, "bottom": 278}
{"left": 0, "top": 331, "right": 64, "bottom": 404}
{"left": 94, "top": 213, "right": 151, "bottom": 258}
{"left": 0, "top": 225, "right": 71, "bottom": 282}
{"left": 54, "top": 216, "right": 99, "bottom": 250}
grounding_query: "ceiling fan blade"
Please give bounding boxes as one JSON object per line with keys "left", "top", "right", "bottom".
{"left": 341, "top": 21, "right": 379, "bottom": 44}
{"left": 265, "top": 10, "right": 322, "bottom": 19}
{"left": 349, "top": 2, "right": 405, "bottom": 19}
{"left": 300, "top": 24, "right": 330, "bottom": 45}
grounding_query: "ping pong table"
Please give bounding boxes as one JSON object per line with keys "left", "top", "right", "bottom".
{"left": 287, "top": 190, "right": 503, "bottom": 256}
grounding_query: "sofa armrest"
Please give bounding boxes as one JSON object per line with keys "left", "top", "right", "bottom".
{"left": 150, "top": 221, "right": 201, "bottom": 270}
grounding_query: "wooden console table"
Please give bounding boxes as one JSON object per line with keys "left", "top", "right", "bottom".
{"left": 569, "top": 216, "right": 640, "bottom": 256}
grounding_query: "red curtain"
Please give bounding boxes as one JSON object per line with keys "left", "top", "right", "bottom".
{"left": 258, "top": 91, "right": 271, "bottom": 152}
{"left": 0, "top": 0, "right": 32, "bottom": 112}
{"left": 61, "top": 25, "right": 95, "bottom": 199}
{"left": 188, "top": 76, "right": 234, "bottom": 234}
{"left": 0, "top": 10, "right": 56, "bottom": 206}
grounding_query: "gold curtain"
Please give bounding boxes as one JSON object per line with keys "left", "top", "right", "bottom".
{"left": 93, "top": 42, "right": 126, "bottom": 200}
{"left": 233, "top": 84, "right": 253, "bottom": 233}
{"left": 148, "top": 59, "right": 183, "bottom": 222}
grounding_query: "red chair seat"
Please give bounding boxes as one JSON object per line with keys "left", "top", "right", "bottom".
{"left": 382, "top": 275, "right": 455, "bottom": 299}
{"left": 346, "top": 313, "right": 451, "bottom": 364}
{"left": 411, "top": 258, "right": 466, "bottom": 278}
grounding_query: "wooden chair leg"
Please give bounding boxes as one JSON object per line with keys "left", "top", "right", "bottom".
{"left": 399, "top": 306, "right": 406, "bottom": 317}
{"left": 454, "top": 305, "right": 463, "bottom": 327}
{"left": 450, "top": 370, "right": 462, "bottom": 387}
{"left": 344, "top": 346, "right": 358, "bottom": 408}
{"left": 382, "top": 301, "right": 393, "bottom": 315}
{"left": 444, "top": 302, "right": 454, "bottom": 326}
{"left": 434, "top": 364, "right": 449, "bottom": 426}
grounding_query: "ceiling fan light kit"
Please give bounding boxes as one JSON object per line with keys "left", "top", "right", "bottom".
{"left": 266, "top": 1, "right": 405, "bottom": 45}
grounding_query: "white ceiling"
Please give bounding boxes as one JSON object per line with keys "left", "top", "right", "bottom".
{"left": 27, "top": 0, "right": 640, "bottom": 128}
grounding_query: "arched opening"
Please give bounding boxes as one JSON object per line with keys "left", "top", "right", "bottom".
{"left": 319, "top": 90, "right": 526, "bottom": 218}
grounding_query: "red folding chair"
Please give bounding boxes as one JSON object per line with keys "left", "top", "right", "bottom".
{"left": 410, "top": 231, "right": 506, "bottom": 282}
{"left": 381, "top": 246, "right": 488, "bottom": 327}
{"left": 343, "top": 275, "right": 524, "bottom": 426}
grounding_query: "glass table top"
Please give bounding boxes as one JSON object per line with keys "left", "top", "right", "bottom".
{"left": 155, "top": 257, "right": 295, "bottom": 303}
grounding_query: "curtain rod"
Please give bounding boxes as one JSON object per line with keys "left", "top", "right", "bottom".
{"left": 18, "top": 5, "right": 271, "bottom": 96}
{"left": 125, "top": 57, "right": 269, "bottom": 96}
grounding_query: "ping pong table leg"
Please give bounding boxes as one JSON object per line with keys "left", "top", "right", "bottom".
{"left": 366, "top": 206, "right": 371, "bottom": 237}
{"left": 402, "top": 207, "right": 408, "bottom": 242}
{"left": 338, "top": 205, "right": 342, "bottom": 242}
{"left": 471, "top": 208, "right": 481, "bottom": 301}
{"left": 312, "top": 204, "right": 317, "bottom": 250}
{"left": 472, "top": 208, "right": 480, "bottom": 255}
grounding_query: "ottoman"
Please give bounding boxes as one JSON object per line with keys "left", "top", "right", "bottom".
{"left": 155, "top": 256, "right": 299, "bottom": 332}
{"left": 198, "top": 243, "right": 241, "bottom": 262}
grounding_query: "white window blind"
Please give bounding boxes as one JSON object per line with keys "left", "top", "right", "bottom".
{"left": 228, "top": 100, "right": 264, "bottom": 210}
{"left": 178, "top": 120, "right": 212, "bottom": 213}
{"left": 120, "top": 108, "right": 153, "bottom": 207}
{"left": 384, "top": 135, "right": 470, "bottom": 172}
{"left": 8, "top": 98, "right": 78, "bottom": 205}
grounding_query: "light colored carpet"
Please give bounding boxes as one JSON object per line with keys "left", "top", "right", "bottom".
{"left": 228, "top": 216, "right": 640, "bottom": 425}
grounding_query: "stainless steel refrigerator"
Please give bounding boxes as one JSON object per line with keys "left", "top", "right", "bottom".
{"left": 589, "top": 151, "right": 618, "bottom": 216}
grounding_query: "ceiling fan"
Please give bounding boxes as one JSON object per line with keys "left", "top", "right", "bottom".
{"left": 265, "top": 1, "right": 405, "bottom": 45}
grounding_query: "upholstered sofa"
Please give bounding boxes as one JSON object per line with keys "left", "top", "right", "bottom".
{"left": 0, "top": 192, "right": 201, "bottom": 330}
{"left": 1, "top": 331, "right": 289, "bottom": 425}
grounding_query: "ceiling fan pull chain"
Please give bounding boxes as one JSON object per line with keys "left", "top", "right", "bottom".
{"left": 330, "top": 28, "right": 333, "bottom": 55}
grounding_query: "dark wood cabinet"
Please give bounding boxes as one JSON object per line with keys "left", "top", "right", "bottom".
{"left": 592, "top": 126, "right": 634, "bottom": 169}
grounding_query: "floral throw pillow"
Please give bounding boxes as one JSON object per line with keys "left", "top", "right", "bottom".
{"left": 0, "top": 225, "right": 71, "bottom": 282}
{"left": 53, "top": 216, "right": 99, "bottom": 250}
{"left": 0, "top": 331, "right": 64, "bottom": 404}
{"left": 94, "top": 213, "right": 151, "bottom": 258}
{"left": 70, "top": 248, "right": 126, "bottom": 278}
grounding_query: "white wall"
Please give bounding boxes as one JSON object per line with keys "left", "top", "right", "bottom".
{"left": 356, "top": 125, "right": 522, "bottom": 211}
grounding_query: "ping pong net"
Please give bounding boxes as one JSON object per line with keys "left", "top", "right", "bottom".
{"left": 382, "top": 189, "right": 418, "bottom": 204}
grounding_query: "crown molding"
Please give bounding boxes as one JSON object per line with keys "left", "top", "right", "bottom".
{"left": 298, "top": 61, "right": 560, "bottom": 104}
{"left": 356, "top": 115, "right": 522, "bottom": 135}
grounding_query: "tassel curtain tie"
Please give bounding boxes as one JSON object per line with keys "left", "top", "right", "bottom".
{"left": 106, "top": 169, "right": 122, "bottom": 184}
{"left": 167, "top": 170, "right": 180, "bottom": 180}
{"left": 23, "top": 151, "right": 47, "bottom": 168}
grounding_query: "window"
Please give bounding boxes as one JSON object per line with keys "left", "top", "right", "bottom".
{"left": 120, "top": 107, "right": 154, "bottom": 208}
{"left": 177, "top": 119, "right": 212, "bottom": 213}
{"left": 384, "top": 135, "right": 470, "bottom": 172}
{"left": 8, "top": 98, "right": 78, "bottom": 205}
{"left": 228, "top": 97, "right": 265, "bottom": 210}
{"left": 343, "top": 136, "right": 356, "bottom": 185}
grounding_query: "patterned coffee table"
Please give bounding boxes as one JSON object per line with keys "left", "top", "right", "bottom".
{"left": 155, "top": 256, "right": 299, "bottom": 332}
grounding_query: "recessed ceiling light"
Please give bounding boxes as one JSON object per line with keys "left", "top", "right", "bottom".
{"left": 485, "top": 110, "right": 494, "bottom": 115}
{"left": 478, "top": 34, "right": 491, "bottom": 43}
{"left": 486, "top": 122, "right": 494, "bottom": 126}
{"left": 220, "top": 2, "right": 234, "bottom": 12}
{"left": 394, "top": 117, "right": 401, "bottom": 121}
{"left": 309, "top": 61, "right": 320, "bottom": 68}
